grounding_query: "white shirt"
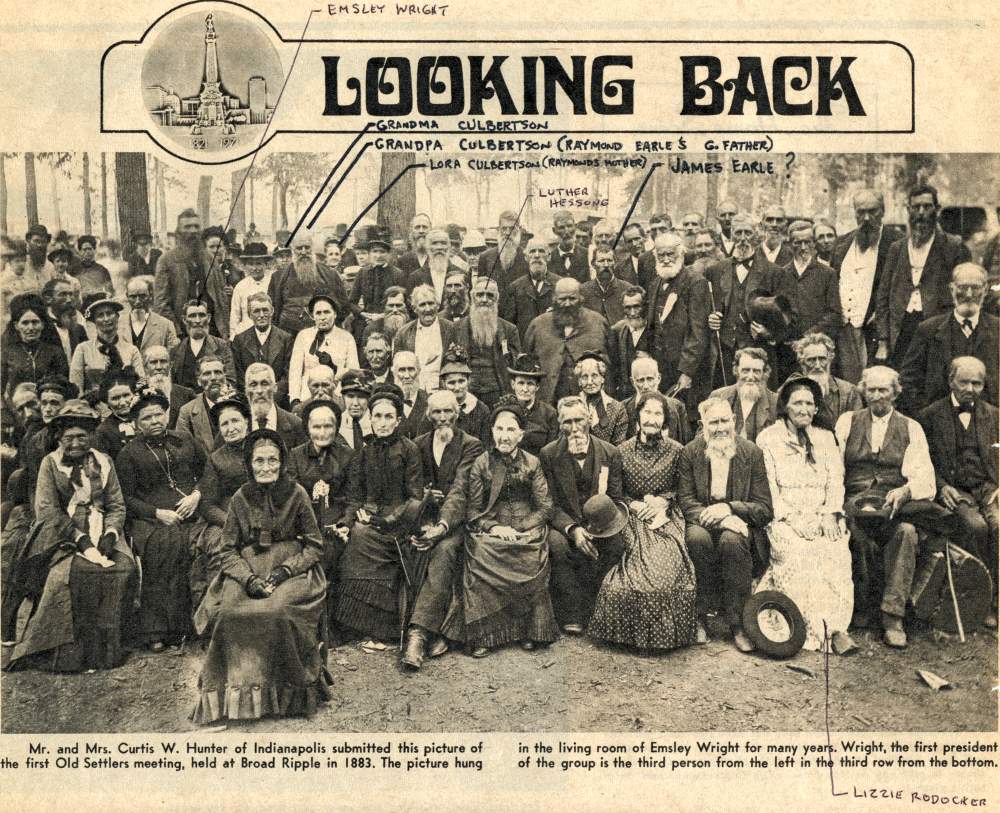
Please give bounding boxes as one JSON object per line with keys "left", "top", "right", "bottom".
{"left": 793, "top": 258, "right": 809, "bottom": 277}
{"left": 834, "top": 409, "right": 936, "bottom": 501}
{"left": 188, "top": 336, "right": 205, "bottom": 358}
{"left": 951, "top": 394, "right": 972, "bottom": 430}
{"left": 628, "top": 324, "right": 645, "bottom": 348}
{"left": 761, "top": 242, "right": 783, "bottom": 264}
{"left": 428, "top": 267, "right": 447, "bottom": 305}
{"left": 840, "top": 231, "right": 880, "bottom": 327}
{"left": 905, "top": 236, "right": 934, "bottom": 313}
{"left": 289, "top": 325, "right": 360, "bottom": 403}
{"left": 339, "top": 411, "right": 372, "bottom": 448}
{"left": 432, "top": 432, "right": 449, "bottom": 466}
{"left": 229, "top": 273, "right": 273, "bottom": 338}
{"left": 709, "top": 456, "right": 731, "bottom": 501}
{"left": 414, "top": 321, "right": 444, "bottom": 391}
{"left": 720, "top": 233, "right": 734, "bottom": 256}
{"left": 460, "top": 393, "right": 480, "bottom": 415}
{"left": 253, "top": 326, "right": 272, "bottom": 346}
{"left": 954, "top": 309, "right": 979, "bottom": 336}
{"left": 252, "top": 403, "right": 278, "bottom": 432}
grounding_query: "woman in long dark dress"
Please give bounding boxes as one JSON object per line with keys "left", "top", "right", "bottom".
{"left": 2, "top": 400, "right": 136, "bottom": 671}
{"left": 192, "top": 429, "right": 331, "bottom": 724}
{"left": 115, "top": 389, "right": 204, "bottom": 651}
{"left": 442, "top": 397, "right": 558, "bottom": 657}
{"left": 588, "top": 391, "right": 697, "bottom": 651}
{"left": 191, "top": 397, "right": 252, "bottom": 610}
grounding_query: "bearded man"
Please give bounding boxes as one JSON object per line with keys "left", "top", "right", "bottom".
{"left": 708, "top": 347, "right": 778, "bottom": 442}
{"left": 792, "top": 332, "right": 863, "bottom": 426}
{"left": 392, "top": 284, "right": 457, "bottom": 392}
{"left": 361, "top": 286, "right": 410, "bottom": 346}
{"left": 268, "top": 232, "right": 349, "bottom": 334}
{"left": 678, "top": 396, "right": 773, "bottom": 652}
{"left": 441, "top": 271, "right": 470, "bottom": 321}
{"left": 876, "top": 183, "right": 972, "bottom": 366}
{"left": 580, "top": 247, "right": 631, "bottom": 326}
{"left": 647, "top": 232, "right": 711, "bottom": 409}
{"left": 502, "top": 238, "right": 556, "bottom": 339}
{"left": 831, "top": 189, "right": 895, "bottom": 383}
{"left": 524, "top": 276, "right": 612, "bottom": 404}
{"left": 143, "top": 344, "right": 194, "bottom": 429}
{"left": 452, "top": 278, "right": 521, "bottom": 407}
{"left": 153, "top": 209, "right": 221, "bottom": 336}
{"left": 476, "top": 210, "right": 529, "bottom": 291}
{"left": 621, "top": 356, "right": 690, "bottom": 443}
{"left": 406, "top": 228, "right": 464, "bottom": 305}
{"left": 42, "top": 277, "right": 87, "bottom": 365}
{"left": 610, "top": 286, "right": 653, "bottom": 401}
{"left": 244, "top": 362, "right": 306, "bottom": 448}
{"left": 396, "top": 213, "right": 432, "bottom": 274}
{"left": 705, "top": 213, "right": 777, "bottom": 383}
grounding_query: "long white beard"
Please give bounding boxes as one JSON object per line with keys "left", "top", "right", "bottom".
{"left": 383, "top": 312, "right": 408, "bottom": 340}
{"left": 434, "top": 426, "right": 455, "bottom": 445}
{"left": 705, "top": 434, "right": 737, "bottom": 462}
{"left": 428, "top": 253, "right": 449, "bottom": 275}
{"left": 148, "top": 373, "right": 171, "bottom": 395}
{"left": 499, "top": 240, "right": 517, "bottom": 270}
{"left": 471, "top": 305, "right": 499, "bottom": 346}
{"left": 807, "top": 372, "right": 831, "bottom": 396}
{"left": 736, "top": 381, "right": 764, "bottom": 402}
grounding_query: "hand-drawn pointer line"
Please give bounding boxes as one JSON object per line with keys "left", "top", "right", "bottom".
{"left": 208, "top": 7, "right": 320, "bottom": 274}
{"left": 823, "top": 620, "right": 848, "bottom": 797}
{"left": 285, "top": 123, "right": 373, "bottom": 247}
{"left": 305, "top": 142, "right": 375, "bottom": 233}
{"left": 611, "top": 161, "right": 663, "bottom": 251}
{"left": 484, "top": 192, "right": 533, "bottom": 288}
{"left": 337, "top": 163, "right": 428, "bottom": 249}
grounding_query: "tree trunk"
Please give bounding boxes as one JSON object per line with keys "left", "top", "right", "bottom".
{"left": 197, "top": 175, "right": 212, "bottom": 225}
{"left": 49, "top": 163, "right": 62, "bottom": 233}
{"left": 81, "top": 153, "right": 93, "bottom": 235}
{"left": 150, "top": 157, "right": 159, "bottom": 234}
{"left": 375, "top": 152, "right": 417, "bottom": 241}
{"left": 230, "top": 168, "right": 248, "bottom": 235}
{"left": 100, "top": 153, "right": 109, "bottom": 240}
{"left": 114, "top": 152, "right": 151, "bottom": 260}
{"left": 827, "top": 179, "right": 839, "bottom": 221}
{"left": 0, "top": 154, "right": 7, "bottom": 237}
{"left": 249, "top": 173, "right": 255, "bottom": 228}
{"left": 278, "top": 180, "right": 289, "bottom": 230}
{"left": 24, "top": 153, "right": 39, "bottom": 227}
{"left": 157, "top": 161, "right": 167, "bottom": 235}
{"left": 271, "top": 176, "right": 279, "bottom": 236}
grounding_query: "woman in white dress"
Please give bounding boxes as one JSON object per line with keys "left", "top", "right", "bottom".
{"left": 754, "top": 376, "right": 856, "bottom": 654}
{"left": 288, "top": 293, "right": 359, "bottom": 405}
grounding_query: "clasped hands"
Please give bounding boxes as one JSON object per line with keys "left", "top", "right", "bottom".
{"left": 698, "top": 502, "right": 748, "bottom": 537}
{"left": 245, "top": 567, "right": 291, "bottom": 599}
{"left": 155, "top": 490, "right": 201, "bottom": 526}
{"left": 410, "top": 521, "right": 447, "bottom": 551}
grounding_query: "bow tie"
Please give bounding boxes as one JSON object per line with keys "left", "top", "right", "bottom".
{"left": 956, "top": 402, "right": 974, "bottom": 414}
{"left": 571, "top": 451, "right": 588, "bottom": 461}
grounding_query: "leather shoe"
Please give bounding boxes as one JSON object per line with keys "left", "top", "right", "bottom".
{"left": 881, "top": 613, "right": 907, "bottom": 648}
{"left": 428, "top": 635, "right": 448, "bottom": 658}
{"left": 401, "top": 627, "right": 428, "bottom": 670}
{"left": 984, "top": 611, "right": 997, "bottom": 630}
{"left": 695, "top": 620, "right": 709, "bottom": 645}
{"left": 470, "top": 646, "right": 490, "bottom": 658}
{"left": 831, "top": 631, "right": 858, "bottom": 655}
{"left": 562, "top": 624, "right": 584, "bottom": 635}
{"left": 520, "top": 640, "right": 536, "bottom": 651}
{"left": 732, "top": 629, "right": 756, "bottom": 653}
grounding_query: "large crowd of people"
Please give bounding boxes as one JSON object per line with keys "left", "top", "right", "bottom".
{"left": 0, "top": 182, "right": 997, "bottom": 728}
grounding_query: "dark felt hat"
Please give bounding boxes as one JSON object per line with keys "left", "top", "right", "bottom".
{"left": 574, "top": 349, "right": 609, "bottom": 367}
{"left": 26, "top": 224, "right": 51, "bottom": 242}
{"left": 47, "top": 247, "right": 73, "bottom": 264}
{"left": 748, "top": 292, "right": 794, "bottom": 339}
{"left": 130, "top": 387, "right": 170, "bottom": 421}
{"left": 49, "top": 399, "right": 100, "bottom": 434}
{"left": 209, "top": 395, "right": 252, "bottom": 429}
{"left": 582, "top": 494, "right": 628, "bottom": 538}
{"left": 368, "top": 382, "right": 404, "bottom": 414}
{"left": 490, "top": 394, "right": 527, "bottom": 428}
{"left": 241, "top": 241, "right": 272, "bottom": 262}
{"left": 338, "top": 370, "right": 372, "bottom": 398}
{"left": 507, "top": 352, "right": 546, "bottom": 380}
{"left": 307, "top": 292, "right": 339, "bottom": 313}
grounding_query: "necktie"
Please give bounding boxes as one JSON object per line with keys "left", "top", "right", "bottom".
{"left": 962, "top": 319, "right": 974, "bottom": 338}
{"left": 571, "top": 451, "right": 587, "bottom": 461}
{"left": 256, "top": 416, "right": 266, "bottom": 431}
{"left": 957, "top": 402, "right": 974, "bottom": 414}
{"left": 98, "top": 338, "right": 123, "bottom": 371}
{"left": 353, "top": 421, "right": 364, "bottom": 450}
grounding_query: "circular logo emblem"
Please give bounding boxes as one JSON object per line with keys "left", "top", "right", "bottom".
{"left": 141, "top": 9, "right": 283, "bottom": 155}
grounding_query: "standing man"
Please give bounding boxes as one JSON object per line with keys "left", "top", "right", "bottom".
{"left": 231, "top": 292, "right": 294, "bottom": 406}
{"left": 615, "top": 223, "right": 647, "bottom": 285}
{"left": 646, "top": 233, "right": 712, "bottom": 408}
{"left": 23, "top": 224, "right": 56, "bottom": 293}
{"left": 75, "top": 235, "right": 114, "bottom": 298}
{"left": 396, "top": 213, "right": 432, "bottom": 274}
{"left": 705, "top": 213, "right": 774, "bottom": 383}
{"left": 119, "top": 276, "right": 179, "bottom": 355}
{"left": 477, "top": 211, "right": 529, "bottom": 291}
{"left": 269, "top": 232, "right": 349, "bottom": 335}
{"left": 876, "top": 184, "right": 972, "bottom": 366}
{"left": 153, "top": 208, "right": 210, "bottom": 336}
{"left": 831, "top": 189, "right": 894, "bottom": 383}
{"left": 228, "top": 242, "right": 274, "bottom": 338}
{"left": 540, "top": 395, "right": 624, "bottom": 633}
{"left": 502, "top": 238, "right": 556, "bottom": 339}
{"left": 677, "top": 397, "right": 773, "bottom": 651}
{"left": 524, "top": 277, "right": 612, "bottom": 405}
{"left": 715, "top": 200, "right": 739, "bottom": 257}
{"left": 127, "top": 231, "right": 161, "bottom": 279}
{"left": 621, "top": 356, "right": 690, "bottom": 443}
{"left": 405, "top": 228, "right": 463, "bottom": 305}
{"left": 42, "top": 277, "right": 87, "bottom": 365}
{"left": 169, "top": 300, "right": 236, "bottom": 391}
{"left": 548, "top": 212, "right": 589, "bottom": 282}
{"left": 900, "top": 263, "right": 999, "bottom": 413}
{"left": 610, "top": 286, "right": 653, "bottom": 401}
{"left": 792, "top": 332, "right": 864, "bottom": 426}
{"left": 707, "top": 347, "right": 777, "bottom": 443}
{"left": 679, "top": 212, "right": 705, "bottom": 262}
{"left": 580, "top": 247, "right": 631, "bottom": 326}
{"left": 837, "top": 366, "right": 937, "bottom": 647}
{"left": 755, "top": 205, "right": 794, "bottom": 267}
{"left": 452, "top": 278, "right": 521, "bottom": 407}
{"left": 919, "top": 357, "right": 998, "bottom": 628}
{"left": 392, "top": 284, "right": 456, "bottom": 392}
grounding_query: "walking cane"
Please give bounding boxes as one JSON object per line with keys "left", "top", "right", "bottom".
{"left": 942, "top": 543, "right": 966, "bottom": 643}
{"left": 707, "top": 281, "right": 728, "bottom": 387}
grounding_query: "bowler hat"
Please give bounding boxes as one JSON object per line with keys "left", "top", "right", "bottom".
{"left": 582, "top": 494, "right": 628, "bottom": 539}
{"left": 742, "top": 590, "right": 807, "bottom": 659}
{"left": 241, "top": 241, "right": 272, "bottom": 262}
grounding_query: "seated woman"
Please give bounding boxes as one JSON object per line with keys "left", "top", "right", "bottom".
{"left": 93, "top": 369, "right": 139, "bottom": 459}
{"left": 754, "top": 376, "right": 855, "bottom": 654}
{"left": 442, "top": 396, "right": 558, "bottom": 657}
{"left": 192, "top": 396, "right": 252, "bottom": 610}
{"left": 192, "top": 429, "right": 331, "bottom": 724}
{"left": 115, "top": 388, "right": 204, "bottom": 652}
{"left": 3, "top": 400, "right": 136, "bottom": 671}
{"left": 588, "top": 391, "right": 698, "bottom": 651}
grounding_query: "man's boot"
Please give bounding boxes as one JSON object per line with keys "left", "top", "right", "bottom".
{"left": 401, "top": 626, "right": 428, "bottom": 670}
{"left": 881, "top": 612, "right": 907, "bottom": 648}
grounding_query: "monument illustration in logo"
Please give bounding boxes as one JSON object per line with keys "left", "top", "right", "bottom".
{"left": 141, "top": 10, "right": 283, "bottom": 153}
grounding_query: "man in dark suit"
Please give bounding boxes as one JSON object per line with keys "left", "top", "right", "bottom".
{"left": 502, "top": 238, "right": 556, "bottom": 339}
{"left": 707, "top": 347, "right": 778, "bottom": 442}
{"left": 42, "top": 276, "right": 89, "bottom": 366}
{"left": 704, "top": 213, "right": 775, "bottom": 384}
{"left": 142, "top": 344, "right": 194, "bottom": 429}
{"left": 268, "top": 234, "right": 349, "bottom": 335}
{"left": 876, "top": 184, "right": 972, "bottom": 366}
{"left": 609, "top": 286, "right": 654, "bottom": 401}
{"left": 169, "top": 300, "right": 237, "bottom": 390}
{"left": 790, "top": 332, "right": 864, "bottom": 427}
{"left": 392, "top": 350, "right": 430, "bottom": 438}
{"left": 452, "top": 278, "right": 521, "bottom": 407}
{"left": 919, "top": 357, "right": 998, "bottom": 627}
{"left": 615, "top": 223, "right": 647, "bottom": 285}
{"left": 547, "top": 212, "right": 589, "bottom": 282}
{"left": 231, "top": 292, "right": 294, "bottom": 407}
{"left": 175, "top": 354, "right": 232, "bottom": 456}
{"left": 477, "top": 210, "right": 529, "bottom": 292}
{"left": 646, "top": 233, "right": 712, "bottom": 410}
{"left": 404, "top": 228, "right": 466, "bottom": 306}
{"left": 392, "top": 285, "right": 457, "bottom": 392}
{"left": 350, "top": 236, "right": 408, "bottom": 324}
{"left": 244, "top": 362, "right": 305, "bottom": 447}
{"left": 127, "top": 231, "right": 161, "bottom": 278}
{"left": 395, "top": 213, "right": 431, "bottom": 275}
{"left": 900, "top": 263, "right": 999, "bottom": 413}
{"left": 767, "top": 221, "right": 843, "bottom": 344}
{"left": 580, "top": 247, "right": 631, "bottom": 326}
{"left": 402, "top": 390, "right": 484, "bottom": 669}
{"left": 831, "top": 189, "right": 894, "bottom": 383}
{"left": 677, "top": 396, "right": 773, "bottom": 652}
{"left": 540, "top": 395, "right": 624, "bottom": 633}
{"left": 754, "top": 204, "right": 794, "bottom": 268}
{"left": 620, "top": 356, "right": 690, "bottom": 443}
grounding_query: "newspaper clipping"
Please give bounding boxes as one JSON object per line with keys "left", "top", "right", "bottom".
{"left": 0, "top": 0, "right": 997, "bottom": 809}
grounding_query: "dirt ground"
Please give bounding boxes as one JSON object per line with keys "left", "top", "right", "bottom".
{"left": 2, "top": 619, "right": 996, "bottom": 734}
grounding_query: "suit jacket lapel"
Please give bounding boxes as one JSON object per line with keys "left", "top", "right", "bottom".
{"left": 728, "top": 445, "right": 749, "bottom": 500}
{"left": 555, "top": 439, "right": 583, "bottom": 519}
{"left": 693, "top": 443, "right": 710, "bottom": 502}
